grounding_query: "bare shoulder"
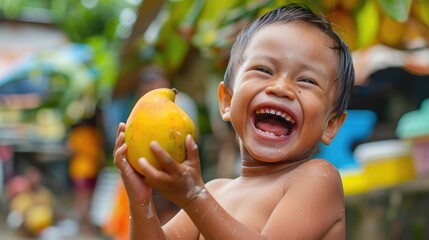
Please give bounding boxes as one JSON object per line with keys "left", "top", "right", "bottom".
{"left": 288, "top": 158, "right": 344, "bottom": 203}
{"left": 277, "top": 159, "right": 345, "bottom": 239}
{"left": 296, "top": 158, "right": 342, "bottom": 184}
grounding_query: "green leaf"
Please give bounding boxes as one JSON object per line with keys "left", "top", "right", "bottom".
{"left": 191, "top": 0, "right": 238, "bottom": 49}
{"left": 416, "top": 0, "right": 429, "bottom": 26}
{"left": 154, "top": 32, "right": 189, "bottom": 73}
{"left": 377, "top": 0, "right": 412, "bottom": 22}
{"left": 2, "top": 0, "right": 23, "bottom": 19}
{"left": 198, "top": 0, "right": 237, "bottom": 23}
{"left": 356, "top": 0, "right": 379, "bottom": 48}
{"left": 178, "top": 0, "right": 205, "bottom": 26}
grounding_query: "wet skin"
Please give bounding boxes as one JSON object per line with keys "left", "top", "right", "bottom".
{"left": 114, "top": 21, "right": 347, "bottom": 240}
{"left": 225, "top": 22, "right": 342, "bottom": 166}
{"left": 214, "top": 21, "right": 347, "bottom": 239}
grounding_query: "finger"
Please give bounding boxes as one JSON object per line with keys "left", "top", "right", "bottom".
{"left": 113, "top": 123, "right": 126, "bottom": 156}
{"left": 114, "top": 141, "right": 135, "bottom": 178}
{"left": 116, "top": 131, "right": 125, "bottom": 147}
{"left": 114, "top": 143, "right": 142, "bottom": 180}
{"left": 113, "top": 142, "right": 128, "bottom": 168}
{"left": 117, "top": 122, "right": 126, "bottom": 137}
{"left": 149, "top": 141, "right": 181, "bottom": 174}
{"left": 185, "top": 134, "right": 199, "bottom": 164}
{"left": 113, "top": 132, "right": 125, "bottom": 156}
{"left": 138, "top": 157, "right": 170, "bottom": 185}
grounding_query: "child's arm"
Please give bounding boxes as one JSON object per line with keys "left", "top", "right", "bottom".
{"left": 140, "top": 136, "right": 265, "bottom": 239}
{"left": 142, "top": 136, "right": 345, "bottom": 240}
{"left": 113, "top": 123, "right": 167, "bottom": 239}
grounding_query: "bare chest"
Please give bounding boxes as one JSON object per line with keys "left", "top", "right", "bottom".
{"left": 210, "top": 178, "right": 286, "bottom": 232}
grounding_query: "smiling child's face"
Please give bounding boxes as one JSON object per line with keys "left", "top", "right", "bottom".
{"left": 219, "top": 21, "right": 346, "bottom": 163}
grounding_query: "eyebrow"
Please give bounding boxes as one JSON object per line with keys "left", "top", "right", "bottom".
{"left": 301, "top": 62, "right": 326, "bottom": 77}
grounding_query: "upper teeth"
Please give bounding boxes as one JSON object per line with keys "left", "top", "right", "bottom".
{"left": 255, "top": 108, "right": 295, "bottom": 124}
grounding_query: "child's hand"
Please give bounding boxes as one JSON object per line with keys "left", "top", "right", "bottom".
{"left": 138, "top": 134, "right": 205, "bottom": 208}
{"left": 113, "top": 122, "right": 152, "bottom": 205}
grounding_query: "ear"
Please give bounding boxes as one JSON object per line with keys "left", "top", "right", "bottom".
{"left": 218, "top": 81, "right": 232, "bottom": 121}
{"left": 321, "top": 112, "right": 347, "bottom": 145}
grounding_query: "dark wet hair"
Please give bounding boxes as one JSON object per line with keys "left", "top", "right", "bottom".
{"left": 224, "top": 3, "right": 354, "bottom": 119}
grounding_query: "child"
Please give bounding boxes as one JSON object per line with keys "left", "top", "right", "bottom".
{"left": 113, "top": 3, "right": 354, "bottom": 239}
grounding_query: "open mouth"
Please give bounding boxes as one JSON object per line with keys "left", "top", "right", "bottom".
{"left": 254, "top": 107, "right": 296, "bottom": 137}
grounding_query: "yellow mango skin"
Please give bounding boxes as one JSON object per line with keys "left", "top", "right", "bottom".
{"left": 124, "top": 88, "right": 196, "bottom": 173}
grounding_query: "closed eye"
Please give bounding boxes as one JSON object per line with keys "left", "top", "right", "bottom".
{"left": 255, "top": 67, "right": 272, "bottom": 76}
{"left": 298, "top": 78, "right": 318, "bottom": 86}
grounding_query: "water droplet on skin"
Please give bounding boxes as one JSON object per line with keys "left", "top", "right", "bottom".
{"left": 182, "top": 167, "right": 208, "bottom": 205}
{"left": 146, "top": 201, "right": 154, "bottom": 220}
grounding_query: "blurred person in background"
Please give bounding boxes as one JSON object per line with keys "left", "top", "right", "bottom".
{"left": 67, "top": 118, "right": 105, "bottom": 233}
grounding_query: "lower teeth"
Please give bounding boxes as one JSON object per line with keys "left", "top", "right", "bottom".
{"left": 257, "top": 128, "right": 286, "bottom": 137}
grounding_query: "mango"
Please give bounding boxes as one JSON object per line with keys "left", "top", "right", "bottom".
{"left": 124, "top": 88, "right": 196, "bottom": 173}
{"left": 329, "top": 9, "right": 358, "bottom": 51}
{"left": 378, "top": 14, "right": 407, "bottom": 49}
{"left": 24, "top": 204, "right": 54, "bottom": 235}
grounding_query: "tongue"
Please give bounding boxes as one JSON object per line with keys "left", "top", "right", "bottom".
{"left": 256, "top": 119, "right": 290, "bottom": 136}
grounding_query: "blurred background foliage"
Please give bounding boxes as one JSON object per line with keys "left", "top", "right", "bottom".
{"left": 1, "top": 0, "right": 428, "bottom": 118}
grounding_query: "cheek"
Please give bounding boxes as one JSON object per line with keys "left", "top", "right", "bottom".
{"left": 230, "top": 83, "right": 254, "bottom": 113}
{"left": 229, "top": 98, "right": 247, "bottom": 130}
{"left": 228, "top": 88, "right": 254, "bottom": 136}
{"left": 301, "top": 94, "right": 331, "bottom": 129}
{"left": 303, "top": 113, "right": 326, "bottom": 135}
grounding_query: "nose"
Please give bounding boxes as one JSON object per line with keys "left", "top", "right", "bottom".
{"left": 265, "top": 78, "right": 296, "bottom": 100}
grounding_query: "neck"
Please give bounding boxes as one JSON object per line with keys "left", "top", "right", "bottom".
{"left": 239, "top": 149, "right": 309, "bottom": 177}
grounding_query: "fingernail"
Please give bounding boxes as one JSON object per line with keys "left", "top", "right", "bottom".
{"left": 188, "top": 135, "right": 197, "bottom": 150}
{"left": 186, "top": 134, "right": 193, "bottom": 143}
{"left": 138, "top": 157, "right": 146, "bottom": 165}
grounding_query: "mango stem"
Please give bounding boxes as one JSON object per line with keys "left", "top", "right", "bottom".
{"left": 172, "top": 88, "right": 179, "bottom": 95}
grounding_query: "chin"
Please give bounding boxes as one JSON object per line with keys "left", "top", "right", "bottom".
{"left": 246, "top": 143, "right": 295, "bottom": 162}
